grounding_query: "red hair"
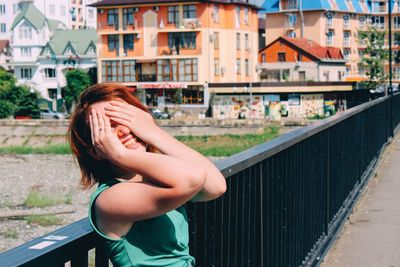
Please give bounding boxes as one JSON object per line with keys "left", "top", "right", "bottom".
{"left": 68, "top": 83, "right": 156, "bottom": 189}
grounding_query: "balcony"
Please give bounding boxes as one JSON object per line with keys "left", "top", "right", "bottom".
{"left": 136, "top": 74, "right": 157, "bottom": 82}
{"left": 371, "top": 6, "right": 387, "bottom": 13}
{"left": 158, "top": 18, "right": 201, "bottom": 32}
{"left": 343, "top": 40, "right": 351, "bottom": 47}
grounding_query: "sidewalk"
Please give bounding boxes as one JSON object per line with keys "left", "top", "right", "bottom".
{"left": 322, "top": 135, "right": 400, "bottom": 266}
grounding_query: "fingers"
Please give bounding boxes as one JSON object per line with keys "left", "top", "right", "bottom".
{"left": 108, "top": 101, "right": 139, "bottom": 116}
{"left": 91, "top": 110, "right": 100, "bottom": 144}
{"left": 104, "top": 109, "right": 132, "bottom": 123}
{"left": 89, "top": 114, "right": 94, "bottom": 145}
{"left": 97, "top": 110, "right": 105, "bottom": 137}
{"left": 103, "top": 113, "right": 111, "bottom": 135}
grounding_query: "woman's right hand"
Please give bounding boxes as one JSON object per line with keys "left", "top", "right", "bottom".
{"left": 104, "top": 101, "right": 160, "bottom": 145}
{"left": 89, "top": 109, "right": 126, "bottom": 162}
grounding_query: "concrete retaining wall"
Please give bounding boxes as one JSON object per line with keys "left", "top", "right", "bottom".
{"left": 0, "top": 119, "right": 291, "bottom": 147}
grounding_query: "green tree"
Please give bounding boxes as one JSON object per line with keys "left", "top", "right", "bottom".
{"left": 358, "top": 27, "right": 389, "bottom": 92}
{"left": 14, "top": 87, "right": 41, "bottom": 119}
{"left": 64, "top": 69, "right": 91, "bottom": 113}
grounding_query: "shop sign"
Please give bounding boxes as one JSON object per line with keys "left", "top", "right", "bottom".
{"left": 137, "top": 82, "right": 188, "bottom": 89}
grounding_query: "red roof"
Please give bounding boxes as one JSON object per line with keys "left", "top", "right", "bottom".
{"left": 0, "top": 40, "right": 9, "bottom": 53}
{"left": 263, "top": 36, "right": 344, "bottom": 61}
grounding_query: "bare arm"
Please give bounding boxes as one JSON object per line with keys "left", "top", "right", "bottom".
{"left": 105, "top": 101, "right": 227, "bottom": 202}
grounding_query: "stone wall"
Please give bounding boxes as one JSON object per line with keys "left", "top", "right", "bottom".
{"left": 0, "top": 119, "right": 288, "bottom": 147}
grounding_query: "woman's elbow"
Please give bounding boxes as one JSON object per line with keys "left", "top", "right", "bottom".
{"left": 186, "top": 168, "right": 207, "bottom": 193}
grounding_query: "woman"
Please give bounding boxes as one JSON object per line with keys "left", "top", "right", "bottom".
{"left": 68, "top": 83, "right": 226, "bottom": 267}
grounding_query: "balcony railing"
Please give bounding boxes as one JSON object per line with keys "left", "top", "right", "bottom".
{"left": 371, "top": 6, "right": 387, "bottom": 13}
{"left": 1, "top": 94, "right": 400, "bottom": 266}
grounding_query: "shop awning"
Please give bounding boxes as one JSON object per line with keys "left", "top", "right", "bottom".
{"left": 137, "top": 82, "right": 188, "bottom": 89}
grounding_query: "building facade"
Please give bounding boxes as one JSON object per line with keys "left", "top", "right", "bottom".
{"left": 258, "top": 36, "right": 346, "bottom": 82}
{"left": 71, "top": 0, "right": 99, "bottom": 29}
{"left": 10, "top": 2, "right": 97, "bottom": 108}
{"left": 261, "top": 0, "right": 400, "bottom": 82}
{"left": 0, "top": 0, "right": 71, "bottom": 40}
{"left": 91, "top": 0, "right": 259, "bottom": 114}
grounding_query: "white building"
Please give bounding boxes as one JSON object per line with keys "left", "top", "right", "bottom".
{"left": 38, "top": 29, "right": 97, "bottom": 101}
{"left": 71, "top": 0, "right": 98, "bottom": 29}
{"left": 0, "top": 0, "right": 71, "bottom": 40}
{"left": 9, "top": 2, "right": 97, "bottom": 111}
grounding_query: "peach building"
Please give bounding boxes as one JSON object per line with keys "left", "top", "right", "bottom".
{"left": 90, "top": 0, "right": 259, "bottom": 113}
{"left": 261, "top": 0, "right": 400, "bottom": 82}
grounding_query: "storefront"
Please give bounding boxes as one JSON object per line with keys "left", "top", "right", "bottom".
{"left": 135, "top": 82, "right": 205, "bottom": 107}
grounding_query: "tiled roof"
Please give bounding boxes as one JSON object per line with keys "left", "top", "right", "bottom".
{"left": 281, "top": 36, "right": 344, "bottom": 61}
{"left": 11, "top": 3, "right": 46, "bottom": 30}
{"left": 42, "top": 29, "right": 98, "bottom": 56}
{"left": 261, "top": 36, "right": 345, "bottom": 62}
{"left": 90, "top": 0, "right": 261, "bottom": 8}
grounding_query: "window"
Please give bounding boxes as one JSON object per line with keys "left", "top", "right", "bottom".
{"left": 326, "top": 30, "right": 334, "bottom": 46}
{"left": 107, "top": 9, "right": 119, "bottom": 29}
{"left": 49, "top": 4, "right": 55, "bottom": 15}
{"left": 108, "top": 35, "right": 119, "bottom": 52}
{"left": 326, "top": 13, "right": 333, "bottom": 28}
{"left": 88, "top": 9, "right": 94, "bottom": 20}
{"left": 71, "top": 7, "right": 76, "bottom": 21}
{"left": 358, "top": 16, "right": 366, "bottom": 30}
{"left": 102, "top": 60, "right": 136, "bottom": 82}
{"left": 343, "top": 32, "right": 350, "bottom": 46}
{"left": 214, "top": 58, "right": 220, "bottom": 76}
{"left": 45, "top": 68, "right": 56, "bottom": 78}
{"left": 261, "top": 53, "right": 266, "bottom": 63}
{"left": 395, "top": 17, "right": 400, "bottom": 29}
{"left": 345, "top": 67, "right": 350, "bottom": 76}
{"left": 343, "top": 15, "right": 350, "bottom": 28}
{"left": 343, "top": 49, "right": 350, "bottom": 60}
{"left": 0, "top": 5, "right": 5, "bottom": 15}
{"left": 123, "top": 34, "right": 134, "bottom": 52}
{"left": 236, "top": 33, "right": 240, "bottom": 50}
{"left": 213, "top": 5, "right": 219, "bottom": 23}
{"left": 371, "top": 16, "right": 384, "bottom": 29}
{"left": 123, "top": 8, "right": 135, "bottom": 30}
{"left": 183, "top": 5, "right": 196, "bottom": 19}
{"left": 236, "top": 59, "right": 241, "bottom": 74}
{"left": 21, "top": 47, "right": 31, "bottom": 57}
{"left": 244, "top": 34, "right": 249, "bottom": 50}
{"left": 182, "top": 87, "right": 204, "bottom": 104}
{"left": 168, "top": 32, "right": 196, "bottom": 50}
{"left": 338, "top": 71, "right": 343, "bottom": 81}
{"left": 0, "top": 23, "right": 5, "bottom": 33}
{"left": 245, "top": 59, "right": 250, "bottom": 76}
{"left": 394, "top": 67, "right": 400, "bottom": 80}
{"left": 13, "top": 4, "right": 19, "bottom": 14}
{"left": 19, "top": 24, "right": 32, "bottom": 39}
{"left": 288, "top": 0, "right": 298, "bottom": 9}
{"left": 20, "top": 68, "right": 32, "bottom": 79}
{"left": 235, "top": 7, "right": 240, "bottom": 27}
{"left": 299, "top": 71, "right": 306, "bottom": 81}
{"left": 287, "top": 14, "right": 297, "bottom": 28}
{"left": 214, "top": 32, "right": 219, "bottom": 49}
{"left": 278, "top": 52, "right": 286, "bottom": 62}
{"left": 288, "top": 94, "right": 300, "bottom": 105}
{"left": 394, "top": 33, "right": 400, "bottom": 45}
{"left": 244, "top": 7, "right": 249, "bottom": 25}
{"left": 157, "top": 59, "right": 198, "bottom": 82}
{"left": 168, "top": 6, "right": 179, "bottom": 24}
{"left": 60, "top": 5, "right": 66, "bottom": 16}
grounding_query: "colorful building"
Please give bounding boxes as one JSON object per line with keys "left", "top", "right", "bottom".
{"left": 91, "top": 0, "right": 259, "bottom": 115}
{"left": 261, "top": 0, "right": 400, "bottom": 82}
{"left": 258, "top": 36, "right": 346, "bottom": 82}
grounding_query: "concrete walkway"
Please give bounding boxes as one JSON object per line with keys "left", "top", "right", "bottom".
{"left": 322, "top": 135, "right": 400, "bottom": 267}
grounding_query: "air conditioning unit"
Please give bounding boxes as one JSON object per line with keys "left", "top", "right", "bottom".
{"left": 153, "top": 6, "right": 159, "bottom": 11}
{"left": 98, "top": 8, "right": 104, "bottom": 14}
{"left": 133, "top": 7, "right": 139, "bottom": 12}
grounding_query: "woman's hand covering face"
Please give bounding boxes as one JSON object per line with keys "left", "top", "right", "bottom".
{"left": 89, "top": 108, "right": 126, "bottom": 161}
{"left": 104, "top": 101, "right": 158, "bottom": 144}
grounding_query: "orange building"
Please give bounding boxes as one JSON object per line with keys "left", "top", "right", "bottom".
{"left": 90, "top": 0, "right": 259, "bottom": 114}
{"left": 258, "top": 36, "right": 346, "bottom": 82}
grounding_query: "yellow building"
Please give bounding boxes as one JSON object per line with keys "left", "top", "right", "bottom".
{"left": 90, "top": 0, "right": 259, "bottom": 114}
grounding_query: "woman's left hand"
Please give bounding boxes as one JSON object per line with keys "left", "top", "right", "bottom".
{"left": 104, "top": 101, "right": 159, "bottom": 144}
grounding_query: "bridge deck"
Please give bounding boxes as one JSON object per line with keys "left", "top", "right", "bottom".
{"left": 322, "top": 134, "right": 400, "bottom": 266}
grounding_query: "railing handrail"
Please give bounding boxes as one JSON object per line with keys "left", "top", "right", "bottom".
{"left": 216, "top": 95, "right": 389, "bottom": 177}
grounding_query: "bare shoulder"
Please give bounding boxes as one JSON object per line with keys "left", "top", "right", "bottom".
{"left": 95, "top": 180, "right": 193, "bottom": 223}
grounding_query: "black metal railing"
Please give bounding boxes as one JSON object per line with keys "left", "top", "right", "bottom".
{"left": 1, "top": 94, "right": 399, "bottom": 267}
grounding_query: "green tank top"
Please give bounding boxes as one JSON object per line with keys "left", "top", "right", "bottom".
{"left": 88, "top": 180, "right": 195, "bottom": 267}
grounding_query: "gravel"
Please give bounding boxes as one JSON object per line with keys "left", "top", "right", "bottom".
{"left": 0, "top": 154, "right": 225, "bottom": 253}
{"left": 0, "top": 154, "right": 93, "bottom": 253}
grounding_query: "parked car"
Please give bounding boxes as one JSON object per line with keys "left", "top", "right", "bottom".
{"left": 40, "top": 109, "right": 66, "bottom": 119}
{"left": 149, "top": 108, "right": 171, "bottom": 119}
